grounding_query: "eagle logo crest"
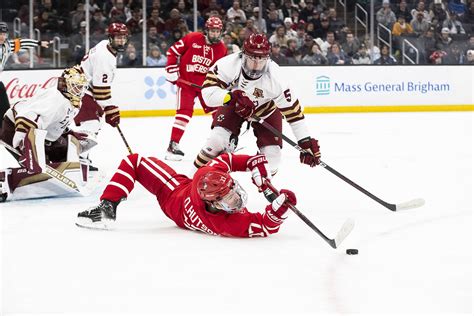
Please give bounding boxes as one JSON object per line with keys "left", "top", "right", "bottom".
{"left": 253, "top": 88, "right": 264, "bottom": 99}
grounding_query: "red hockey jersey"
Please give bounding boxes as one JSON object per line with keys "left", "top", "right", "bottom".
{"left": 166, "top": 32, "right": 227, "bottom": 89}
{"left": 158, "top": 154, "right": 284, "bottom": 238}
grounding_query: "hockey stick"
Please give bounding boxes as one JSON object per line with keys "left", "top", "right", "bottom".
{"left": 264, "top": 180, "right": 354, "bottom": 249}
{"left": 0, "top": 140, "right": 87, "bottom": 195}
{"left": 252, "top": 116, "right": 425, "bottom": 212}
{"left": 116, "top": 124, "right": 133, "bottom": 154}
{"left": 176, "top": 79, "right": 424, "bottom": 212}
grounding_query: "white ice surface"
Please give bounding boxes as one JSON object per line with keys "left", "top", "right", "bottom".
{"left": 1, "top": 112, "right": 472, "bottom": 315}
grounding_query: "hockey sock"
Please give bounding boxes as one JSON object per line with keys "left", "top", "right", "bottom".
{"left": 100, "top": 153, "right": 141, "bottom": 202}
{"left": 170, "top": 111, "right": 192, "bottom": 143}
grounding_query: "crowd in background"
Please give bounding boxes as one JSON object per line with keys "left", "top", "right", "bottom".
{"left": 1, "top": 0, "right": 473, "bottom": 68}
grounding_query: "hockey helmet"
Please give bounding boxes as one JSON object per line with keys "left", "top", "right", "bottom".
{"left": 204, "top": 16, "right": 223, "bottom": 44}
{"left": 107, "top": 23, "right": 129, "bottom": 52}
{"left": 242, "top": 33, "right": 270, "bottom": 79}
{"left": 60, "top": 65, "right": 88, "bottom": 107}
{"left": 197, "top": 170, "right": 247, "bottom": 213}
{"left": 0, "top": 22, "right": 8, "bottom": 33}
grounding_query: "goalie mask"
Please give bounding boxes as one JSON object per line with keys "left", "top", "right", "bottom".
{"left": 242, "top": 33, "right": 270, "bottom": 80}
{"left": 197, "top": 170, "right": 248, "bottom": 213}
{"left": 204, "top": 16, "right": 223, "bottom": 44}
{"left": 107, "top": 23, "right": 129, "bottom": 52}
{"left": 60, "top": 66, "right": 88, "bottom": 108}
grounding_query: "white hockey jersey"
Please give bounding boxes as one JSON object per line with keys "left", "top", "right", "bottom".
{"left": 6, "top": 85, "right": 79, "bottom": 146}
{"left": 80, "top": 40, "right": 116, "bottom": 107}
{"left": 201, "top": 52, "right": 310, "bottom": 141}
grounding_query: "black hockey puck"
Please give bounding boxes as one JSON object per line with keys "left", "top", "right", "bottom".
{"left": 346, "top": 249, "right": 358, "bottom": 255}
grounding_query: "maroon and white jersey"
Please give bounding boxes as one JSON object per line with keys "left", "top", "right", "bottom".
{"left": 80, "top": 40, "right": 117, "bottom": 108}
{"left": 166, "top": 32, "right": 227, "bottom": 88}
{"left": 201, "top": 52, "right": 311, "bottom": 141}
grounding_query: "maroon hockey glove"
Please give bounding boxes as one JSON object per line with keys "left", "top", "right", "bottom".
{"left": 298, "top": 137, "right": 321, "bottom": 167}
{"left": 165, "top": 64, "right": 179, "bottom": 84}
{"left": 266, "top": 189, "right": 297, "bottom": 219}
{"left": 246, "top": 154, "right": 269, "bottom": 190}
{"left": 230, "top": 90, "right": 255, "bottom": 119}
{"left": 104, "top": 105, "right": 120, "bottom": 127}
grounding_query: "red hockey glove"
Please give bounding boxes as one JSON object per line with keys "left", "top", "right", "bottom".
{"left": 104, "top": 106, "right": 120, "bottom": 127}
{"left": 246, "top": 154, "right": 270, "bottom": 190}
{"left": 298, "top": 137, "right": 321, "bottom": 167}
{"left": 165, "top": 64, "right": 179, "bottom": 84}
{"left": 266, "top": 189, "right": 297, "bottom": 219}
{"left": 229, "top": 90, "right": 255, "bottom": 119}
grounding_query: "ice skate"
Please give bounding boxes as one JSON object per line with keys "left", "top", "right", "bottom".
{"left": 76, "top": 199, "right": 119, "bottom": 230}
{"left": 165, "top": 141, "right": 185, "bottom": 161}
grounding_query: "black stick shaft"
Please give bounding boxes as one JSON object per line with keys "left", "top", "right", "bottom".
{"left": 116, "top": 125, "right": 133, "bottom": 155}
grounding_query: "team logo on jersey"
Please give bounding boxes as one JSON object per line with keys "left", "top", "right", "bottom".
{"left": 192, "top": 43, "right": 202, "bottom": 49}
{"left": 203, "top": 45, "right": 211, "bottom": 56}
{"left": 252, "top": 88, "right": 264, "bottom": 99}
{"left": 217, "top": 114, "right": 225, "bottom": 122}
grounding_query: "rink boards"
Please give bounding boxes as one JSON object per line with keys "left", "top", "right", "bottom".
{"left": 1, "top": 65, "right": 473, "bottom": 116}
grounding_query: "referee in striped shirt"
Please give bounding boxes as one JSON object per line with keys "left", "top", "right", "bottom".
{"left": 0, "top": 21, "right": 50, "bottom": 127}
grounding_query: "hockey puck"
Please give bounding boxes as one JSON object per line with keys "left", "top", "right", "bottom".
{"left": 346, "top": 249, "right": 358, "bottom": 255}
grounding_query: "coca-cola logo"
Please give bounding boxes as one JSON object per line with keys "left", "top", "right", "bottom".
{"left": 5, "top": 77, "right": 58, "bottom": 100}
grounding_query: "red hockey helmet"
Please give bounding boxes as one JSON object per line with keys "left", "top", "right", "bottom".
{"left": 204, "top": 16, "right": 223, "bottom": 44}
{"left": 242, "top": 33, "right": 270, "bottom": 79}
{"left": 107, "top": 23, "right": 129, "bottom": 52}
{"left": 197, "top": 170, "right": 247, "bottom": 213}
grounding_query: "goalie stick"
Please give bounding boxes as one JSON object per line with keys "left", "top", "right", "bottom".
{"left": 0, "top": 140, "right": 93, "bottom": 196}
{"left": 177, "top": 79, "right": 425, "bottom": 212}
{"left": 265, "top": 180, "right": 354, "bottom": 249}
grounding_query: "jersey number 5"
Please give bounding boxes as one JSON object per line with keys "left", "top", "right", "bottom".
{"left": 284, "top": 89, "right": 291, "bottom": 102}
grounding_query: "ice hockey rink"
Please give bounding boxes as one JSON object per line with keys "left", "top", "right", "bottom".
{"left": 1, "top": 111, "right": 472, "bottom": 315}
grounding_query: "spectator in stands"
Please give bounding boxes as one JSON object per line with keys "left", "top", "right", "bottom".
{"left": 294, "top": 24, "right": 306, "bottom": 50}
{"left": 376, "top": 0, "right": 397, "bottom": 29}
{"left": 301, "top": 41, "right": 327, "bottom": 64}
{"left": 318, "top": 15, "right": 332, "bottom": 40}
{"left": 374, "top": 44, "right": 397, "bottom": 64}
{"left": 109, "top": 0, "right": 130, "bottom": 23}
{"left": 223, "top": 33, "right": 240, "bottom": 54}
{"left": 126, "top": 8, "right": 142, "bottom": 35}
{"left": 147, "top": 25, "right": 161, "bottom": 47}
{"left": 227, "top": 1, "right": 247, "bottom": 24}
{"left": 463, "top": 2, "right": 474, "bottom": 34}
{"left": 121, "top": 42, "right": 140, "bottom": 66}
{"left": 165, "top": 9, "right": 182, "bottom": 32}
{"left": 250, "top": 7, "right": 267, "bottom": 34}
{"left": 327, "top": 43, "right": 351, "bottom": 64}
{"left": 341, "top": 31, "right": 360, "bottom": 57}
{"left": 411, "top": 11, "right": 430, "bottom": 36}
{"left": 34, "top": 10, "right": 60, "bottom": 37}
{"left": 236, "top": 28, "right": 247, "bottom": 47}
{"left": 300, "top": 34, "right": 315, "bottom": 56}
{"left": 436, "top": 27, "right": 453, "bottom": 50}
{"left": 442, "top": 10, "right": 466, "bottom": 34}
{"left": 270, "top": 43, "right": 289, "bottom": 65}
{"left": 269, "top": 25, "right": 290, "bottom": 48}
{"left": 463, "top": 49, "right": 474, "bottom": 64}
{"left": 285, "top": 38, "right": 299, "bottom": 63}
{"left": 394, "top": 0, "right": 412, "bottom": 23}
{"left": 70, "top": 2, "right": 86, "bottom": 31}
{"left": 429, "top": 0, "right": 448, "bottom": 26}
{"left": 320, "top": 31, "right": 337, "bottom": 56}
{"left": 445, "top": 43, "right": 464, "bottom": 64}
{"left": 267, "top": 2, "right": 284, "bottom": 21}
{"left": 328, "top": 7, "right": 345, "bottom": 36}
{"left": 299, "top": 0, "right": 315, "bottom": 22}
{"left": 464, "top": 35, "right": 474, "bottom": 55}
{"left": 363, "top": 35, "right": 381, "bottom": 60}
{"left": 392, "top": 15, "right": 414, "bottom": 36}
{"left": 411, "top": 1, "right": 431, "bottom": 22}
{"left": 243, "top": 19, "right": 257, "bottom": 38}
{"left": 148, "top": 8, "right": 166, "bottom": 34}
{"left": 447, "top": 0, "right": 467, "bottom": 16}
{"left": 283, "top": 17, "right": 297, "bottom": 38}
{"left": 420, "top": 27, "right": 437, "bottom": 63}
{"left": 202, "top": 0, "right": 226, "bottom": 19}
{"left": 429, "top": 50, "right": 447, "bottom": 64}
{"left": 305, "top": 22, "right": 318, "bottom": 39}
{"left": 177, "top": 0, "right": 192, "bottom": 22}
{"left": 69, "top": 21, "right": 87, "bottom": 64}
{"left": 146, "top": 45, "right": 167, "bottom": 66}
{"left": 266, "top": 9, "right": 283, "bottom": 35}
{"left": 352, "top": 43, "right": 372, "bottom": 64}
{"left": 280, "top": 0, "right": 299, "bottom": 20}
{"left": 90, "top": 8, "right": 108, "bottom": 35}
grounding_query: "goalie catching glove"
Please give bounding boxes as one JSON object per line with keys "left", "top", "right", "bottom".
{"left": 227, "top": 90, "right": 255, "bottom": 119}
{"left": 298, "top": 137, "right": 321, "bottom": 167}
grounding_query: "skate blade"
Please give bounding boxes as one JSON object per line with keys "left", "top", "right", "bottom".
{"left": 75, "top": 217, "right": 115, "bottom": 230}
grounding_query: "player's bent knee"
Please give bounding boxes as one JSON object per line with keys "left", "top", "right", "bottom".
{"left": 260, "top": 145, "right": 281, "bottom": 175}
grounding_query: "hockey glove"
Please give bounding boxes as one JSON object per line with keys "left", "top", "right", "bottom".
{"left": 298, "top": 137, "right": 321, "bottom": 167}
{"left": 246, "top": 154, "right": 270, "bottom": 190}
{"left": 104, "top": 105, "right": 120, "bottom": 127}
{"left": 265, "top": 189, "right": 297, "bottom": 220}
{"left": 229, "top": 90, "right": 255, "bottom": 119}
{"left": 165, "top": 64, "right": 179, "bottom": 84}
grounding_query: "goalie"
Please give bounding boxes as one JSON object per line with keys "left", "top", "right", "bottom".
{"left": 0, "top": 66, "right": 93, "bottom": 202}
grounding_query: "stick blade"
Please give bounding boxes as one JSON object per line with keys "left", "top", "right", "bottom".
{"left": 395, "top": 198, "right": 425, "bottom": 211}
{"left": 334, "top": 218, "right": 355, "bottom": 248}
